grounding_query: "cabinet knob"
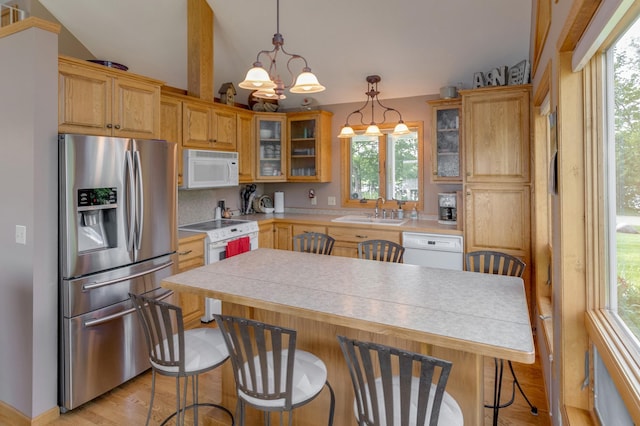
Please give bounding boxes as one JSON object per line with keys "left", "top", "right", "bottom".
{"left": 106, "top": 124, "right": 113, "bottom": 129}
{"left": 209, "top": 139, "right": 217, "bottom": 143}
{"left": 178, "top": 250, "right": 193, "bottom": 256}
{"left": 114, "top": 124, "right": 121, "bottom": 129}
{"left": 355, "top": 234, "right": 368, "bottom": 239}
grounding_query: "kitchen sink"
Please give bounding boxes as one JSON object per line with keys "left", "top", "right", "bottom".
{"left": 331, "top": 215, "right": 408, "bottom": 226}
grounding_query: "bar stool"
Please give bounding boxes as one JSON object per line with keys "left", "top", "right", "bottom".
{"left": 129, "top": 292, "right": 233, "bottom": 426}
{"left": 213, "top": 314, "right": 335, "bottom": 426}
{"left": 292, "top": 232, "right": 335, "bottom": 255}
{"left": 337, "top": 335, "right": 463, "bottom": 425}
{"left": 357, "top": 239, "right": 405, "bottom": 263}
{"left": 465, "top": 250, "right": 538, "bottom": 425}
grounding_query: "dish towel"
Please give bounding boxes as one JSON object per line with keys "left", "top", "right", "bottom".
{"left": 226, "top": 236, "right": 251, "bottom": 258}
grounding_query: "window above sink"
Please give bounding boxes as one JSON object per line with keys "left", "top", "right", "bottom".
{"left": 340, "top": 122, "right": 424, "bottom": 212}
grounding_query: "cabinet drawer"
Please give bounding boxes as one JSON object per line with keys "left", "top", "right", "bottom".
{"left": 292, "top": 224, "right": 327, "bottom": 236}
{"left": 327, "top": 226, "right": 401, "bottom": 244}
{"left": 178, "top": 236, "right": 205, "bottom": 272}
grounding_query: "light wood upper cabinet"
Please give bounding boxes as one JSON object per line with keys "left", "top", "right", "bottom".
{"left": 182, "top": 100, "right": 237, "bottom": 151}
{"left": 255, "top": 113, "right": 287, "bottom": 182}
{"left": 427, "top": 98, "right": 463, "bottom": 182}
{"left": 286, "top": 111, "right": 333, "bottom": 182}
{"left": 160, "top": 94, "right": 183, "bottom": 185}
{"left": 462, "top": 85, "right": 531, "bottom": 183}
{"left": 58, "top": 56, "right": 161, "bottom": 139}
{"left": 237, "top": 110, "right": 255, "bottom": 183}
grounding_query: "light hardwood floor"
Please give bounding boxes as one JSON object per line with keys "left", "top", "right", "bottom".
{"left": 49, "top": 334, "right": 550, "bottom": 425}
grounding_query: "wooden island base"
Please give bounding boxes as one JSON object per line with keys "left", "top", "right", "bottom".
{"left": 216, "top": 302, "right": 483, "bottom": 426}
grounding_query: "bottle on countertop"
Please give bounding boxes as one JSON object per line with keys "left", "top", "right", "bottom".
{"left": 411, "top": 206, "right": 418, "bottom": 220}
{"left": 397, "top": 204, "right": 404, "bottom": 219}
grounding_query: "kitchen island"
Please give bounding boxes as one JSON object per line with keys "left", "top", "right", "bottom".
{"left": 161, "top": 248, "right": 534, "bottom": 425}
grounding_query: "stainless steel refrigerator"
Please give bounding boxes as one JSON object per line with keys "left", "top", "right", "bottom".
{"left": 58, "top": 134, "right": 178, "bottom": 411}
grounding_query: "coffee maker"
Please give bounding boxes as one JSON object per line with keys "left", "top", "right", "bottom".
{"left": 438, "top": 192, "right": 457, "bottom": 225}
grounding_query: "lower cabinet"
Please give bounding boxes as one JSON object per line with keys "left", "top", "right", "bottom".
{"left": 292, "top": 224, "right": 327, "bottom": 236}
{"left": 258, "top": 222, "right": 274, "bottom": 248}
{"left": 327, "top": 226, "right": 401, "bottom": 258}
{"left": 177, "top": 234, "right": 205, "bottom": 326}
{"left": 464, "top": 183, "right": 532, "bottom": 316}
{"left": 274, "top": 223, "right": 293, "bottom": 250}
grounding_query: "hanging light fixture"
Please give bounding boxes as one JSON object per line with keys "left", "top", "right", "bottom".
{"left": 338, "top": 75, "right": 410, "bottom": 138}
{"left": 239, "top": 0, "right": 325, "bottom": 100}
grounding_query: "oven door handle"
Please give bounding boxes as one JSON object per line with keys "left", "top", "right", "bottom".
{"left": 83, "top": 290, "right": 174, "bottom": 327}
{"left": 82, "top": 261, "right": 174, "bottom": 291}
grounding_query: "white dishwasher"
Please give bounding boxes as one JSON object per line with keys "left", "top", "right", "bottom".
{"left": 402, "top": 232, "right": 464, "bottom": 270}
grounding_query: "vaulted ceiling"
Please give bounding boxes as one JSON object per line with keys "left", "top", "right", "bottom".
{"left": 38, "top": 0, "right": 532, "bottom": 109}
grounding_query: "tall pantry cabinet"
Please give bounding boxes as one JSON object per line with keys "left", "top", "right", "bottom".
{"left": 461, "top": 85, "right": 532, "bottom": 312}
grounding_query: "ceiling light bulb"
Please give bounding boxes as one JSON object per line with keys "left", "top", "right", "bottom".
{"left": 239, "top": 65, "right": 276, "bottom": 90}
{"left": 290, "top": 70, "right": 326, "bottom": 93}
{"left": 364, "top": 124, "right": 383, "bottom": 137}
{"left": 392, "top": 121, "right": 410, "bottom": 135}
{"left": 253, "top": 88, "right": 277, "bottom": 98}
{"left": 338, "top": 126, "right": 356, "bottom": 138}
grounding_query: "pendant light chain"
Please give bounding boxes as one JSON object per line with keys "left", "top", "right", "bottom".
{"left": 338, "top": 75, "right": 410, "bottom": 138}
{"left": 239, "top": 0, "right": 325, "bottom": 100}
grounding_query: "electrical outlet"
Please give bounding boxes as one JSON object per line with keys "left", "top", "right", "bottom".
{"left": 15, "top": 225, "right": 26, "bottom": 245}
{"left": 311, "top": 197, "right": 317, "bottom": 205}
{"left": 328, "top": 196, "right": 336, "bottom": 206}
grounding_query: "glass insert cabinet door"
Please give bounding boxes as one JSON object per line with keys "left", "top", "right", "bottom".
{"left": 286, "top": 111, "right": 332, "bottom": 183}
{"left": 428, "top": 98, "right": 462, "bottom": 182}
{"left": 255, "top": 114, "right": 286, "bottom": 182}
{"left": 288, "top": 117, "right": 318, "bottom": 179}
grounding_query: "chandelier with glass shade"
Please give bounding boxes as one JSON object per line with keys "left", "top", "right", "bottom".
{"left": 238, "top": 0, "right": 325, "bottom": 100}
{"left": 337, "top": 75, "right": 410, "bottom": 138}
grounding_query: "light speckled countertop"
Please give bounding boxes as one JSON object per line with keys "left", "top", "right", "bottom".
{"left": 162, "top": 248, "right": 534, "bottom": 363}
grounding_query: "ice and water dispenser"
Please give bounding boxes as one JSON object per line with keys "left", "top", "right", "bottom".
{"left": 77, "top": 188, "right": 117, "bottom": 253}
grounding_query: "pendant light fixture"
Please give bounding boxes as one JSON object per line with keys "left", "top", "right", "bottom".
{"left": 239, "top": 0, "right": 325, "bottom": 100}
{"left": 338, "top": 75, "right": 410, "bottom": 138}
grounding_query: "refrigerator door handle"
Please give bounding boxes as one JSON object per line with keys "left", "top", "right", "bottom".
{"left": 82, "top": 260, "right": 174, "bottom": 291}
{"left": 134, "top": 149, "right": 144, "bottom": 250}
{"left": 125, "top": 150, "right": 136, "bottom": 252}
{"left": 84, "top": 290, "right": 174, "bottom": 327}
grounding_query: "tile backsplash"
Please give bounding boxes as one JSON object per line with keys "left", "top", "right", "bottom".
{"left": 178, "top": 185, "right": 266, "bottom": 225}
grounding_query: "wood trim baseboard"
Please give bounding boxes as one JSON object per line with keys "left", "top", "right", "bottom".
{"left": 563, "top": 404, "right": 598, "bottom": 425}
{"left": 0, "top": 400, "right": 59, "bottom": 426}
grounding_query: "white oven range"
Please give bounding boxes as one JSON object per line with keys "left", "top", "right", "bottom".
{"left": 179, "top": 218, "right": 259, "bottom": 321}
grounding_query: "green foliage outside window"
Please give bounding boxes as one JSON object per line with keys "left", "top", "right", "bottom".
{"left": 613, "top": 21, "right": 640, "bottom": 338}
{"left": 349, "top": 131, "right": 419, "bottom": 201}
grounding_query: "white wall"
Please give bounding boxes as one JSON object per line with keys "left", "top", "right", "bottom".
{"left": 0, "top": 24, "right": 59, "bottom": 418}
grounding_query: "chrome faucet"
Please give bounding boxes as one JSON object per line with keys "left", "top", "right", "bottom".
{"left": 374, "top": 197, "right": 385, "bottom": 218}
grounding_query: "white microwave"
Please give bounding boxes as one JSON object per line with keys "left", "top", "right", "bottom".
{"left": 182, "top": 149, "right": 239, "bottom": 189}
